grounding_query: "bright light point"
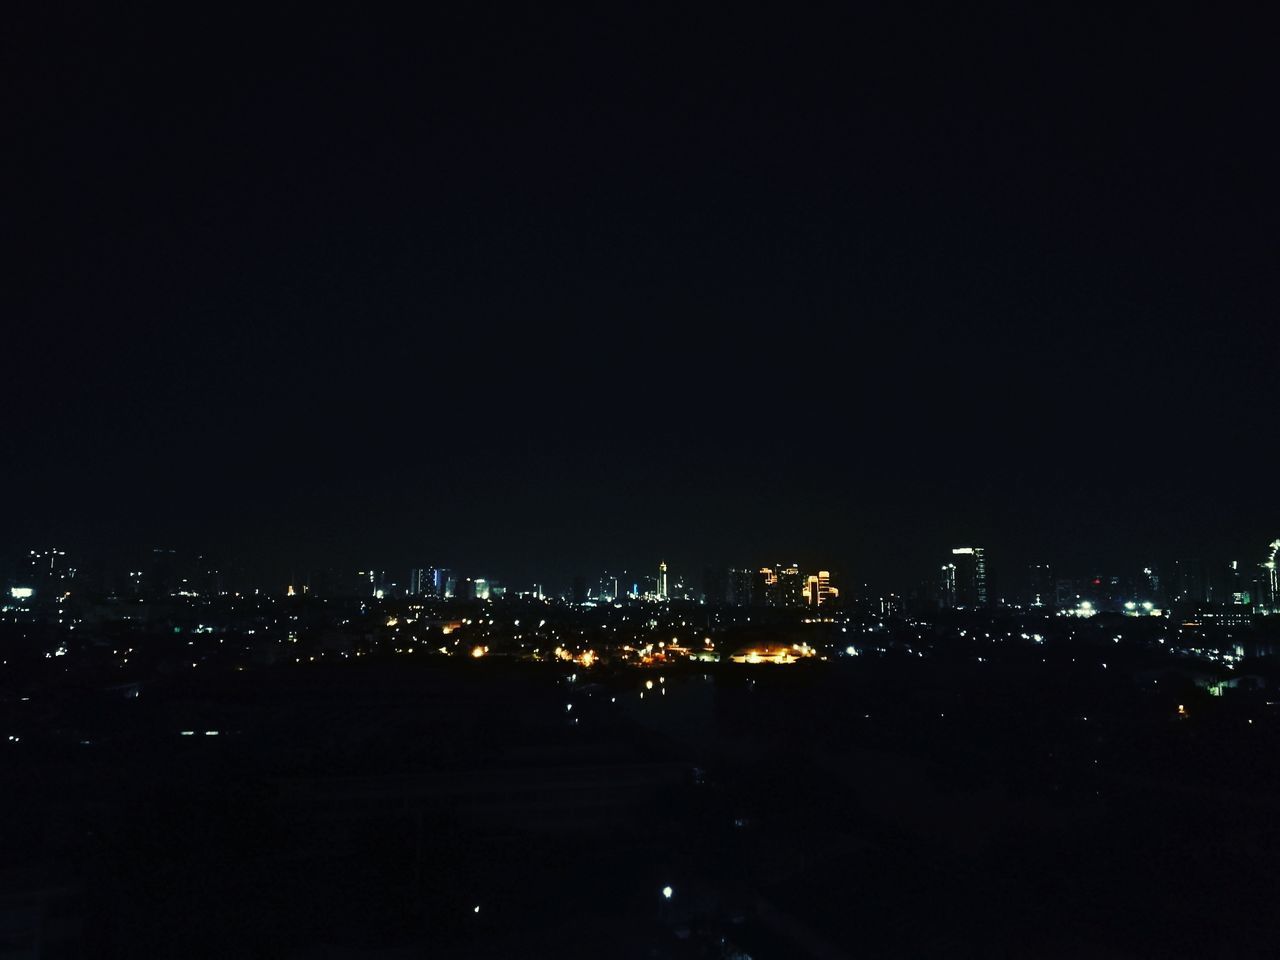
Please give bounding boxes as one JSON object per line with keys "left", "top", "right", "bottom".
{"left": 662, "top": 885, "right": 673, "bottom": 899}
{"left": 471, "top": 646, "right": 487, "bottom": 658}
{"left": 473, "top": 905, "right": 480, "bottom": 914}
{"left": 645, "top": 680, "right": 654, "bottom": 690}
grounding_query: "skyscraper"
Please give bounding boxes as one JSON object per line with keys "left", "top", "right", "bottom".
{"left": 728, "top": 568, "right": 754, "bottom": 606}
{"left": 755, "top": 564, "right": 804, "bottom": 607}
{"left": 938, "top": 563, "right": 957, "bottom": 609}
{"left": 803, "top": 570, "right": 839, "bottom": 608}
{"left": 951, "top": 547, "right": 987, "bottom": 608}
{"left": 658, "top": 561, "right": 668, "bottom": 600}
{"left": 1174, "top": 558, "right": 1207, "bottom": 604}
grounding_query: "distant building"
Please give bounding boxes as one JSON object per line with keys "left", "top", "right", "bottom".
{"left": 1174, "top": 558, "right": 1207, "bottom": 604}
{"left": 938, "top": 563, "right": 957, "bottom": 609}
{"left": 728, "top": 568, "right": 755, "bottom": 606}
{"left": 755, "top": 564, "right": 804, "bottom": 607}
{"left": 802, "top": 570, "right": 839, "bottom": 608}
{"left": 598, "top": 572, "right": 619, "bottom": 602}
{"left": 1259, "top": 540, "right": 1279, "bottom": 612}
{"left": 951, "top": 547, "right": 987, "bottom": 608}
{"left": 1025, "top": 563, "right": 1053, "bottom": 609}
{"left": 702, "top": 566, "right": 727, "bottom": 605}
{"left": 658, "top": 561, "right": 668, "bottom": 600}
{"left": 572, "top": 576, "right": 587, "bottom": 604}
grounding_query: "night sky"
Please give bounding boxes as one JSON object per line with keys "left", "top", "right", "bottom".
{"left": 6, "top": 5, "right": 1276, "bottom": 588}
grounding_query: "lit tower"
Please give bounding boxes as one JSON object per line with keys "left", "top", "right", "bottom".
{"left": 658, "top": 561, "right": 668, "bottom": 600}
{"left": 803, "top": 571, "right": 839, "bottom": 608}
{"left": 1264, "top": 540, "right": 1280, "bottom": 612}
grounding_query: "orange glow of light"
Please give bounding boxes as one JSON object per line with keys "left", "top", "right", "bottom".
{"left": 577, "top": 650, "right": 597, "bottom": 668}
{"left": 471, "top": 645, "right": 488, "bottom": 658}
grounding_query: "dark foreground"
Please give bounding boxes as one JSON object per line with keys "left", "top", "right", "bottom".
{"left": 4, "top": 651, "right": 1280, "bottom": 958}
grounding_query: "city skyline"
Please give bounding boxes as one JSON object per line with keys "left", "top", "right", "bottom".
{"left": 7, "top": 536, "right": 1280, "bottom": 613}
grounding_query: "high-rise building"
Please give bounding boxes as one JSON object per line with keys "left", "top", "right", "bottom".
{"left": 755, "top": 564, "right": 804, "bottom": 607}
{"left": 572, "top": 576, "right": 588, "bottom": 605}
{"left": 777, "top": 565, "right": 804, "bottom": 606}
{"left": 1174, "top": 558, "right": 1207, "bottom": 604}
{"left": 938, "top": 563, "right": 957, "bottom": 609}
{"left": 701, "top": 566, "right": 726, "bottom": 606}
{"left": 1139, "top": 566, "right": 1162, "bottom": 606}
{"left": 1025, "top": 563, "right": 1053, "bottom": 608}
{"left": 408, "top": 566, "right": 452, "bottom": 598}
{"left": 658, "top": 561, "right": 668, "bottom": 600}
{"left": 1262, "top": 540, "right": 1280, "bottom": 611}
{"left": 728, "top": 568, "right": 754, "bottom": 606}
{"left": 951, "top": 547, "right": 987, "bottom": 608}
{"left": 803, "top": 570, "right": 839, "bottom": 608}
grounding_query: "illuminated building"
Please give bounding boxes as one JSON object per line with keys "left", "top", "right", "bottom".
{"left": 409, "top": 566, "right": 452, "bottom": 598}
{"left": 598, "top": 572, "right": 619, "bottom": 601}
{"left": 951, "top": 547, "right": 987, "bottom": 608}
{"left": 938, "top": 563, "right": 957, "bottom": 609}
{"left": 658, "top": 561, "right": 668, "bottom": 600}
{"left": 729, "top": 642, "right": 816, "bottom": 664}
{"left": 757, "top": 564, "right": 804, "bottom": 607}
{"left": 1262, "top": 540, "right": 1280, "bottom": 611}
{"left": 802, "top": 570, "right": 839, "bottom": 607}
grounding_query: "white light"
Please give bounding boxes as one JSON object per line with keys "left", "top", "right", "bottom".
{"left": 9, "top": 587, "right": 33, "bottom": 599}
{"left": 662, "top": 885, "right": 673, "bottom": 899}
{"left": 473, "top": 905, "right": 480, "bottom": 914}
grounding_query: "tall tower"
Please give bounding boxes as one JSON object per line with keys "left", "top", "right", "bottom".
{"left": 951, "top": 547, "right": 987, "bottom": 607}
{"left": 658, "top": 561, "right": 668, "bottom": 600}
{"left": 803, "top": 571, "right": 838, "bottom": 608}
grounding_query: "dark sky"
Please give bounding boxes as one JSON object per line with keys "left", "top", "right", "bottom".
{"left": 5, "top": 4, "right": 1276, "bottom": 589}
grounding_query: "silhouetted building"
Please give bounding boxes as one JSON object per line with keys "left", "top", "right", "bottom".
{"left": 702, "top": 566, "right": 727, "bottom": 605}
{"left": 1026, "top": 563, "right": 1053, "bottom": 608}
{"left": 728, "top": 568, "right": 754, "bottom": 606}
{"left": 1174, "top": 558, "right": 1207, "bottom": 604}
{"left": 951, "top": 547, "right": 987, "bottom": 608}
